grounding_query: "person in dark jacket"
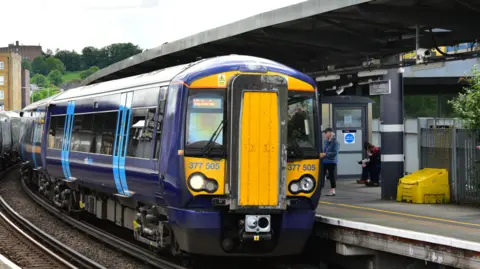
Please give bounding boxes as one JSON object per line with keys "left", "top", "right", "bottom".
{"left": 357, "top": 142, "right": 374, "bottom": 184}
{"left": 357, "top": 142, "right": 381, "bottom": 187}
{"left": 321, "top": 128, "right": 340, "bottom": 196}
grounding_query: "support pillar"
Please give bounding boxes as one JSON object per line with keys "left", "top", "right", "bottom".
{"left": 379, "top": 64, "right": 404, "bottom": 200}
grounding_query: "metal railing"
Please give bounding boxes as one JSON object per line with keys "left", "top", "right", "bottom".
{"left": 420, "top": 127, "right": 480, "bottom": 204}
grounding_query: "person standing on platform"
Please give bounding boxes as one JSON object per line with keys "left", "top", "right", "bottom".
{"left": 320, "top": 128, "right": 339, "bottom": 196}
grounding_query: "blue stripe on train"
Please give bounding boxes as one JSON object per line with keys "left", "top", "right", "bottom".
{"left": 61, "top": 102, "right": 70, "bottom": 178}
{"left": 112, "top": 104, "right": 124, "bottom": 194}
{"left": 61, "top": 101, "right": 75, "bottom": 180}
{"left": 65, "top": 101, "right": 75, "bottom": 179}
{"left": 119, "top": 95, "right": 132, "bottom": 196}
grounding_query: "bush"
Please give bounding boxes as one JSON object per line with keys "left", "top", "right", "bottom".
{"left": 48, "top": 70, "right": 64, "bottom": 86}
{"left": 80, "top": 66, "right": 100, "bottom": 80}
{"left": 30, "top": 74, "right": 50, "bottom": 88}
{"left": 449, "top": 66, "right": 480, "bottom": 128}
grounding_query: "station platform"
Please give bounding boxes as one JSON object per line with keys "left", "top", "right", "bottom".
{"left": 315, "top": 179, "right": 480, "bottom": 267}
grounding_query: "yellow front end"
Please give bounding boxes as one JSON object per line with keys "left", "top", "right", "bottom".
{"left": 239, "top": 91, "right": 280, "bottom": 206}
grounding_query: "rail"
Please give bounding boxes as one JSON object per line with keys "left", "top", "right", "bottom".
{"left": 0, "top": 164, "right": 105, "bottom": 269}
{"left": 20, "top": 172, "right": 186, "bottom": 269}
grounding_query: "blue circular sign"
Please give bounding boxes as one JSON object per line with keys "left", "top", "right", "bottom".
{"left": 344, "top": 133, "right": 355, "bottom": 144}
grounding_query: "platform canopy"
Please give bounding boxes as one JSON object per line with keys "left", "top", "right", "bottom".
{"left": 83, "top": 0, "right": 480, "bottom": 85}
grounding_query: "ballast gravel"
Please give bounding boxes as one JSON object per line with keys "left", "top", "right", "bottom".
{"left": 0, "top": 170, "right": 153, "bottom": 269}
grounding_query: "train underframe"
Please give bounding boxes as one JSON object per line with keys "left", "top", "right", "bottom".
{"left": 21, "top": 165, "right": 314, "bottom": 257}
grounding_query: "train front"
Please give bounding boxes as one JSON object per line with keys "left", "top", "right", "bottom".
{"left": 175, "top": 60, "right": 321, "bottom": 256}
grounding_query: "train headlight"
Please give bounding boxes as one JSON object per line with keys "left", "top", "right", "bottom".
{"left": 289, "top": 175, "right": 316, "bottom": 194}
{"left": 300, "top": 176, "right": 314, "bottom": 192}
{"left": 205, "top": 181, "right": 218, "bottom": 193}
{"left": 189, "top": 174, "right": 206, "bottom": 191}
{"left": 289, "top": 182, "right": 300, "bottom": 193}
{"left": 188, "top": 173, "right": 219, "bottom": 193}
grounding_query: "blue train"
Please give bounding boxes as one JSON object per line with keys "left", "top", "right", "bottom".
{"left": 18, "top": 55, "right": 322, "bottom": 257}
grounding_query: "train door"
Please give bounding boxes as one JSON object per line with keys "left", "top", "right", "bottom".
{"left": 113, "top": 88, "right": 163, "bottom": 203}
{"left": 228, "top": 74, "right": 288, "bottom": 210}
{"left": 32, "top": 111, "right": 45, "bottom": 169}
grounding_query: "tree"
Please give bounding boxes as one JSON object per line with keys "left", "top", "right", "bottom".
{"left": 32, "top": 88, "right": 60, "bottom": 102}
{"left": 22, "top": 60, "right": 31, "bottom": 71}
{"left": 80, "top": 66, "right": 100, "bottom": 80}
{"left": 81, "top": 46, "right": 100, "bottom": 68}
{"left": 31, "top": 56, "right": 49, "bottom": 75}
{"left": 46, "top": 57, "right": 66, "bottom": 74}
{"left": 48, "top": 70, "right": 63, "bottom": 86}
{"left": 45, "top": 49, "right": 53, "bottom": 57}
{"left": 31, "top": 74, "right": 50, "bottom": 88}
{"left": 55, "top": 50, "right": 82, "bottom": 71}
{"left": 449, "top": 66, "right": 480, "bottom": 128}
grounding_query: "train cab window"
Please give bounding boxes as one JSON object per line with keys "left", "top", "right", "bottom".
{"left": 70, "top": 114, "right": 96, "bottom": 153}
{"left": 185, "top": 90, "right": 225, "bottom": 156}
{"left": 287, "top": 93, "right": 317, "bottom": 157}
{"left": 127, "top": 108, "right": 156, "bottom": 159}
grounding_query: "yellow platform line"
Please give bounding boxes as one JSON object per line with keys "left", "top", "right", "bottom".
{"left": 319, "top": 201, "right": 480, "bottom": 228}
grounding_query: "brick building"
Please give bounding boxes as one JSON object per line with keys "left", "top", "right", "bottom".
{"left": 0, "top": 52, "right": 22, "bottom": 111}
{"left": 0, "top": 41, "right": 43, "bottom": 61}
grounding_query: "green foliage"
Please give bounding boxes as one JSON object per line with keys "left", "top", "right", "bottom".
{"left": 22, "top": 60, "right": 32, "bottom": 71}
{"left": 62, "top": 71, "right": 82, "bottom": 82}
{"left": 48, "top": 70, "right": 63, "bottom": 86}
{"left": 55, "top": 50, "right": 83, "bottom": 71}
{"left": 30, "top": 74, "right": 50, "bottom": 88}
{"left": 80, "top": 66, "right": 100, "bottom": 80}
{"left": 45, "top": 57, "right": 66, "bottom": 74}
{"left": 449, "top": 66, "right": 480, "bottom": 128}
{"left": 81, "top": 43, "right": 142, "bottom": 69}
{"left": 31, "top": 56, "right": 49, "bottom": 76}
{"left": 32, "top": 88, "right": 60, "bottom": 103}
{"left": 81, "top": 46, "right": 100, "bottom": 68}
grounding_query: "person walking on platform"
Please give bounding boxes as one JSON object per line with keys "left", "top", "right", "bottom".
{"left": 357, "top": 142, "right": 381, "bottom": 187}
{"left": 321, "top": 128, "right": 339, "bottom": 196}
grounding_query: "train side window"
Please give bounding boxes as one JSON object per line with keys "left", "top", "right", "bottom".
{"left": 54, "top": 116, "right": 65, "bottom": 149}
{"left": 93, "top": 112, "right": 117, "bottom": 155}
{"left": 127, "top": 108, "right": 155, "bottom": 159}
{"left": 70, "top": 114, "right": 96, "bottom": 153}
{"left": 48, "top": 117, "right": 57, "bottom": 148}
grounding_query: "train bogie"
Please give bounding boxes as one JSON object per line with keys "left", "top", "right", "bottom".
{"left": 18, "top": 55, "right": 322, "bottom": 257}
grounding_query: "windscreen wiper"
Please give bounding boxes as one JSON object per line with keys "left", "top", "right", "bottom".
{"left": 202, "top": 120, "right": 225, "bottom": 157}
{"left": 291, "top": 138, "right": 305, "bottom": 159}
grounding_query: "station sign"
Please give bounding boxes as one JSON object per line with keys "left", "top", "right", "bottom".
{"left": 369, "top": 80, "right": 391, "bottom": 95}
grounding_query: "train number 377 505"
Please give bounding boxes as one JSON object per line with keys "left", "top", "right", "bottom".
{"left": 189, "top": 162, "right": 221, "bottom": 170}
{"left": 287, "top": 164, "right": 316, "bottom": 171}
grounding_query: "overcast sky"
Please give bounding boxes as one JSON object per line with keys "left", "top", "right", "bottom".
{"left": 3, "top": 0, "right": 304, "bottom": 52}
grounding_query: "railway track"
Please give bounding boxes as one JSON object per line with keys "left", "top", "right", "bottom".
{"left": 17, "top": 168, "right": 186, "bottom": 269}
{"left": 0, "top": 164, "right": 104, "bottom": 269}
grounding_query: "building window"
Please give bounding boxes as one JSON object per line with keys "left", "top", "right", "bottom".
{"left": 0, "top": 76, "right": 4, "bottom": 86}
{"left": 0, "top": 62, "right": 4, "bottom": 70}
{"left": 0, "top": 90, "right": 4, "bottom": 100}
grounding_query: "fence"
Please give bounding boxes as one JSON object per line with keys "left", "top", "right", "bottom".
{"left": 420, "top": 128, "right": 480, "bottom": 205}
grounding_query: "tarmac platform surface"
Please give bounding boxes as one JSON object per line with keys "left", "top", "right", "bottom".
{"left": 315, "top": 179, "right": 480, "bottom": 244}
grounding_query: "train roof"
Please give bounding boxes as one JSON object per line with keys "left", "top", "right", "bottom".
{"left": 0, "top": 111, "right": 20, "bottom": 118}
{"left": 22, "top": 55, "right": 316, "bottom": 111}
